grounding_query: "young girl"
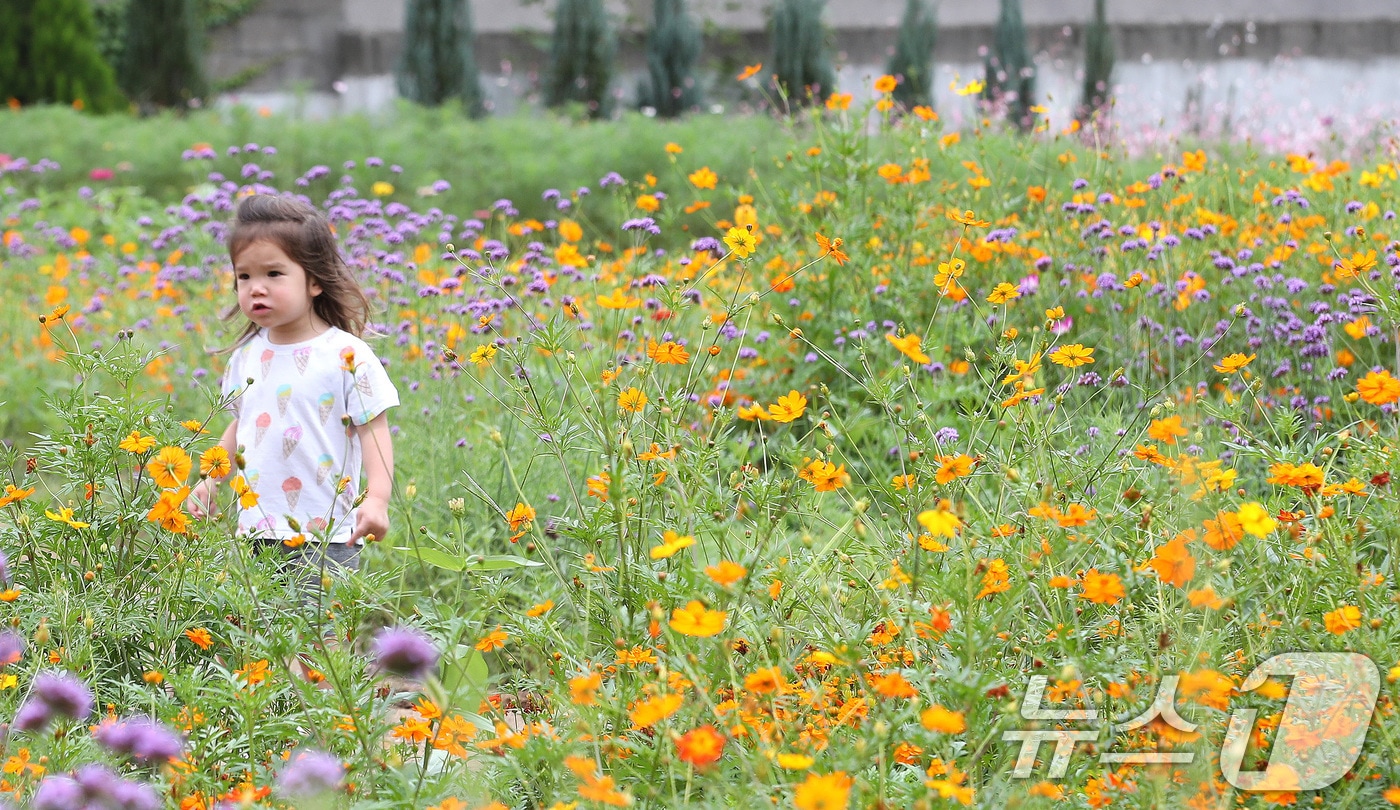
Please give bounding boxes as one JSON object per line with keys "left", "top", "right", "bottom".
{"left": 189, "top": 194, "right": 399, "bottom": 585}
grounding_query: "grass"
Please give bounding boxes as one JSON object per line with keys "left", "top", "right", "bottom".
{"left": 0, "top": 95, "right": 1398, "bottom": 808}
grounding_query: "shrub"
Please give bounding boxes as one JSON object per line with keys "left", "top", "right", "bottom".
{"left": 982, "top": 0, "right": 1035, "bottom": 130}
{"left": 637, "top": 0, "right": 703, "bottom": 118}
{"left": 885, "top": 0, "right": 937, "bottom": 110}
{"left": 0, "top": 0, "right": 125, "bottom": 113}
{"left": 771, "top": 0, "right": 836, "bottom": 107}
{"left": 544, "top": 0, "right": 617, "bottom": 119}
{"left": 118, "top": 0, "right": 207, "bottom": 112}
{"left": 1079, "top": 0, "right": 1115, "bottom": 122}
{"left": 397, "top": 0, "right": 485, "bottom": 115}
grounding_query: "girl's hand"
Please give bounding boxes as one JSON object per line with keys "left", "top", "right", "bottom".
{"left": 187, "top": 479, "right": 218, "bottom": 519}
{"left": 351, "top": 497, "right": 389, "bottom": 544}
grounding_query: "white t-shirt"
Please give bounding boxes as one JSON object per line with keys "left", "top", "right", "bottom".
{"left": 220, "top": 327, "right": 399, "bottom": 543}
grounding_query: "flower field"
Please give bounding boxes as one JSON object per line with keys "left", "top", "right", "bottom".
{"left": 2, "top": 85, "right": 1400, "bottom": 808}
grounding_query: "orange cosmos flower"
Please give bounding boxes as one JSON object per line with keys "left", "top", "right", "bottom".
{"left": 1324, "top": 605, "right": 1361, "bottom": 634}
{"left": 647, "top": 340, "right": 690, "bottom": 364}
{"left": 886, "top": 332, "right": 931, "bottom": 364}
{"left": 570, "top": 673, "right": 603, "bottom": 705}
{"left": 1079, "top": 569, "right": 1125, "bottom": 604}
{"left": 618, "top": 387, "right": 648, "bottom": 413}
{"left": 1147, "top": 531, "right": 1196, "bottom": 588}
{"left": 629, "top": 691, "right": 683, "bottom": 728}
{"left": 505, "top": 502, "right": 535, "bottom": 532}
{"left": 737, "top": 63, "right": 762, "bottom": 81}
{"left": 869, "top": 671, "right": 917, "bottom": 699}
{"left": 873, "top": 74, "right": 898, "bottom": 93}
{"left": 1357, "top": 370, "right": 1400, "bottom": 405}
{"left": 146, "top": 487, "right": 191, "bottom": 534}
{"left": 475, "top": 628, "right": 508, "bottom": 652}
{"left": 146, "top": 446, "right": 191, "bottom": 488}
{"left": 184, "top": 628, "right": 213, "bottom": 650}
{"left": 1202, "top": 511, "right": 1244, "bottom": 550}
{"left": 814, "top": 232, "right": 849, "bottom": 265}
{"left": 947, "top": 209, "right": 990, "bottom": 227}
{"left": 1213, "top": 353, "right": 1256, "bottom": 374}
{"left": 675, "top": 725, "right": 726, "bottom": 768}
{"left": 934, "top": 454, "right": 974, "bottom": 485}
{"left": 745, "top": 666, "right": 786, "bottom": 694}
{"left": 669, "top": 601, "right": 726, "bottom": 637}
{"left": 649, "top": 530, "right": 694, "bottom": 560}
{"left": 705, "top": 560, "right": 747, "bottom": 586}
{"left": 1146, "top": 415, "right": 1189, "bottom": 445}
{"left": 688, "top": 166, "right": 717, "bottom": 190}
{"left": 199, "top": 446, "right": 231, "bottom": 479}
{"left": 920, "top": 705, "right": 967, "bottom": 734}
{"left": 825, "top": 92, "right": 853, "bottom": 110}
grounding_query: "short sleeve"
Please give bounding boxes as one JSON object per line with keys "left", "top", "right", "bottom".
{"left": 342, "top": 341, "right": 399, "bottom": 426}
{"left": 219, "top": 345, "right": 246, "bottom": 415}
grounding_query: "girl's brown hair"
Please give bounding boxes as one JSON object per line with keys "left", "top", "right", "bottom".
{"left": 219, "top": 194, "right": 371, "bottom": 351}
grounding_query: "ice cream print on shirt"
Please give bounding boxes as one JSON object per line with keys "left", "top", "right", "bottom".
{"left": 220, "top": 327, "right": 399, "bottom": 543}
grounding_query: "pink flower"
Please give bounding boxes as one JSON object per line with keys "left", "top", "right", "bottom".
{"left": 89, "top": 167, "right": 114, "bottom": 181}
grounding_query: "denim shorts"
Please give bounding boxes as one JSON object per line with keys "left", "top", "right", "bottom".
{"left": 253, "top": 537, "right": 361, "bottom": 598}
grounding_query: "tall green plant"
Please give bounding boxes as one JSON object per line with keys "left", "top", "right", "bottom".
{"left": 982, "top": 0, "right": 1035, "bottom": 130}
{"left": 771, "top": 0, "right": 835, "bottom": 107}
{"left": 637, "top": 0, "right": 702, "bottom": 118}
{"left": 0, "top": 0, "right": 124, "bottom": 112}
{"left": 545, "top": 0, "right": 617, "bottom": 119}
{"left": 118, "top": 0, "right": 207, "bottom": 112}
{"left": 885, "top": 0, "right": 937, "bottom": 110}
{"left": 397, "top": 0, "right": 485, "bottom": 115}
{"left": 1079, "top": 0, "right": 1115, "bottom": 121}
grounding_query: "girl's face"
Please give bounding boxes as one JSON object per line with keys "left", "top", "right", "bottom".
{"left": 234, "top": 240, "right": 326, "bottom": 344}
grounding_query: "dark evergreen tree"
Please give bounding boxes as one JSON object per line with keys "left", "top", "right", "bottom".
{"left": 0, "top": 0, "right": 34, "bottom": 104}
{"left": 397, "top": 0, "right": 485, "bottom": 114}
{"left": 1079, "top": 0, "right": 1114, "bottom": 121}
{"left": 885, "top": 0, "right": 937, "bottom": 110}
{"left": 771, "top": 0, "right": 835, "bottom": 107}
{"left": 118, "top": 0, "right": 207, "bottom": 111}
{"left": 637, "top": 0, "right": 702, "bottom": 117}
{"left": 0, "top": 0, "right": 125, "bottom": 112}
{"left": 545, "top": 0, "right": 616, "bottom": 119}
{"left": 982, "top": 0, "right": 1035, "bottom": 130}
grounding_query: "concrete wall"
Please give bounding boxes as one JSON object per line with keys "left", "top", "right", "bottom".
{"left": 207, "top": 0, "right": 1400, "bottom": 134}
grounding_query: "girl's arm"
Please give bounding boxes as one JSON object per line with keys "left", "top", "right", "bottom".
{"left": 352, "top": 412, "right": 394, "bottom": 543}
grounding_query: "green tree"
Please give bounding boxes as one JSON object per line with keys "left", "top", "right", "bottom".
{"left": 637, "top": 0, "right": 702, "bottom": 118}
{"left": 771, "top": 0, "right": 835, "bottom": 107}
{"left": 1079, "top": 0, "right": 1114, "bottom": 121}
{"left": 0, "top": 0, "right": 125, "bottom": 112}
{"left": 982, "top": 0, "right": 1035, "bottom": 130}
{"left": 118, "top": 0, "right": 207, "bottom": 112}
{"left": 545, "top": 0, "right": 617, "bottom": 119}
{"left": 397, "top": 0, "right": 485, "bottom": 114}
{"left": 885, "top": 0, "right": 937, "bottom": 110}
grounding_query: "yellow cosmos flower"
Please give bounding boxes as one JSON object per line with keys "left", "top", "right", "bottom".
{"left": 767, "top": 390, "right": 807, "bottom": 423}
{"left": 1049, "top": 344, "right": 1095, "bottom": 367}
{"left": 119, "top": 431, "right": 157, "bottom": 454}
{"left": 723, "top": 226, "right": 757, "bottom": 258}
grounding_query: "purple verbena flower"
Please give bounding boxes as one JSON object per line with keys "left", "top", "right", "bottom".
{"left": 94, "top": 716, "right": 184, "bottom": 764}
{"left": 277, "top": 749, "right": 345, "bottom": 797}
{"left": 371, "top": 626, "right": 440, "bottom": 680}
